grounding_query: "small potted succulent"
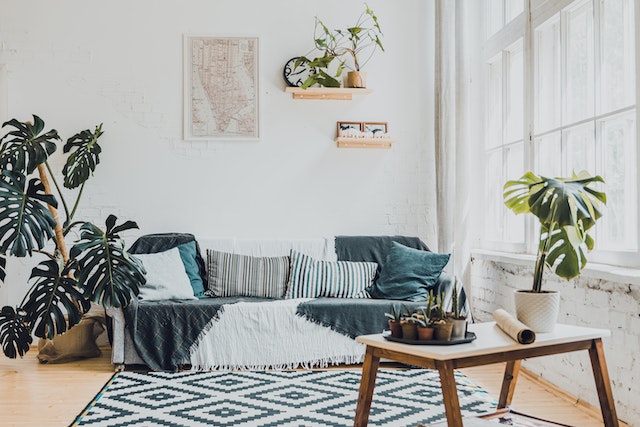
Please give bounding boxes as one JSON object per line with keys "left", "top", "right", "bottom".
{"left": 384, "top": 305, "right": 403, "bottom": 338}
{"left": 400, "top": 314, "right": 419, "bottom": 341}
{"left": 432, "top": 291, "right": 453, "bottom": 341}
{"left": 446, "top": 279, "right": 467, "bottom": 340}
{"left": 414, "top": 308, "right": 434, "bottom": 341}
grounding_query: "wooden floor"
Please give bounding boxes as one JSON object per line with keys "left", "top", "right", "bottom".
{"left": 0, "top": 347, "right": 627, "bottom": 427}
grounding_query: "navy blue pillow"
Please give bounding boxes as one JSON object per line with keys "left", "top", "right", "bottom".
{"left": 371, "top": 242, "right": 450, "bottom": 301}
{"left": 176, "top": 241, "right": 206, "bottom": 298}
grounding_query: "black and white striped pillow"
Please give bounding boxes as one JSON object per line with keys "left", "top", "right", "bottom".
{"left": 285, "top": 250, "right": 376, "bottom": 299}
{"left": 207, "top": 249, "right": 290, "bottom": 298}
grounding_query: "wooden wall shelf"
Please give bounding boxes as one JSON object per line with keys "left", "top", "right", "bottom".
{"left": 335, "top": 137, "right": 396, "bottom": 149}
{"left": 285, "top": 87, "right": 373, "bottom": 100}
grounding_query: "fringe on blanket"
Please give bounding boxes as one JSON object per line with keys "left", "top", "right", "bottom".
{"left": 189, "top": 299, "right": 365, "bottom": 371}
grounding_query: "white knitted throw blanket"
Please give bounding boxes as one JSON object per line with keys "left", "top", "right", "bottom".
{"left": 189, "top": 299, "right": 365, "bottom": 370}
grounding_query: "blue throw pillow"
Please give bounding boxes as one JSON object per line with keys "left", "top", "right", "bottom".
{"left": 176, "top": 241, "right": 206, "bottom": 298}
{"left": 371, "top": 242, "right": 450, "bottom": 301}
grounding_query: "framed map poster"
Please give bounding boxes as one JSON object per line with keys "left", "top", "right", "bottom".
{"left": 184, "top": 36, "right": 259, "bottom": 140}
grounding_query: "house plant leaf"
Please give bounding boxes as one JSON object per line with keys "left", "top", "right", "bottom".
{"left": 62, "top": 124, "right": 104, "bottom": 189}
{"left": 70, "top": 215, "right": 146, "bottom": 308}
{"left": 0, "top": 170, "right": 58, "bottom": 257}
{"left": 0, "top": 306, "right": 32, "bottom": 358}
{"left": 0, "top": 115, "right": 59, "bottom": 175}
{"left": 22, "top": 259, "right": 88, "bottom": 339}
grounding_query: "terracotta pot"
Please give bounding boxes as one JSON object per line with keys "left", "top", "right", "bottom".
{"left": 514, "top": 290, "right": 560, "bottom": 333}
{"left": 401, "top": 322, "right": 418, "bottom": 341}
{"left": 417, "top": 326, "right": 435, "bottom": 341}
{"left": 388, "top": 320, "right": 403, "bottom": 338}
{"left": 449, "top": 319, "right": 467, "bottom": 340}
{"left": 346, "top": 71, "right": 367, "bottom": 88}
{"left": 434, "top": 321, "right": 453, "bottom": 341}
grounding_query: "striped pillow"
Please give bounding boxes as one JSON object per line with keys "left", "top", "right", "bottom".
{"left": 285, "top": 250, "right": 376, "bottom": 299}
{"left": 207, "top": 249, "right": 290, "bottom": 298}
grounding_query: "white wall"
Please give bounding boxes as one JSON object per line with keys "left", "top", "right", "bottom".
{"left": 0, "top": 0, "right": 436, "bottom": 306}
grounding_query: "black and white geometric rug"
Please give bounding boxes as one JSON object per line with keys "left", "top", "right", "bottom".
{"left": 72, "top": 369, "right": 496, "bottom": 427}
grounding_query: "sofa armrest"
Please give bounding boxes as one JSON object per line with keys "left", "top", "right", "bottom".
{"left": 105, "top": 307, "right": 125, "bottom": 365}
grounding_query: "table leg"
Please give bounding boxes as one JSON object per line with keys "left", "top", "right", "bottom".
{"left": 354, "top": 346, "right": 380, "bottom": 427}
{"left": 498, "top": 359, "right": 521, "bottom": 409}
{"left": 588, "top": 338, "right": 619, "bottom": 427}
{"left": 437, "top": 360, "right": 463, "bottom": 427}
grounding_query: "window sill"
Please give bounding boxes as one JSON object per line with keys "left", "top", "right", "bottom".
{"left": 471, "top": 249, "right": 640, "bottom": 286}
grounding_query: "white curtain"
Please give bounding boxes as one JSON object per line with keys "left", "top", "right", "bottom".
{"left": 434, "top": 1, "right": 483, "bottom": 287}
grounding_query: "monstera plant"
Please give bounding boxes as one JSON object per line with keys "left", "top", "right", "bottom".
{"left": 0, "top": 115, "right": 145, "bottom": 359}
{"left": 504, "top": 171, "right": 606, "bottom": 291}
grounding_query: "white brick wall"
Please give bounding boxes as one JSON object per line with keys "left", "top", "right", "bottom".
{"left": 470, "top": 255, "right": 640, "bottom": 425}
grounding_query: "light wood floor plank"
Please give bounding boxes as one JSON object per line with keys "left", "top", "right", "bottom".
{"left": 0, "top": 347, "right": 627, "bottom": 426}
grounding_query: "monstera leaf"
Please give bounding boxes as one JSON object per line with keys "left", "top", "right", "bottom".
{"left": 62, "top": 124, "right": 103, "bottom": 189}
{"left": 70, "top": 215, "right": 145, "bottom": 308}
{"left": 0, "top": 306, "right": 32, "bottom": 358}
{"left": 0, "top": 254, "right": 6, "bottom": 282}
{"left": 22, "top": 259, "right": 88, "bottom": 339}
{"left": 0, "top": 170, "right": 58, "bottom": 257}
{"left": 0, "top": 115, "right": 59, "bottom": 175}
{"left": 504, "top": 171, "right": 606, "bottom": 291}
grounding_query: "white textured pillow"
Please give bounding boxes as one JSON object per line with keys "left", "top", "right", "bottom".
{"left": 285, "top": 250, "right": 376, "bottom": 299}
{"left": 134, "top": 247, "right": 198, "bottom": 301}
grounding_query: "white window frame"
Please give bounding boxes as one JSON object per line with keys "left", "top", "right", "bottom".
{"left": 481, "top": 0, "right": 640, "bottom": 268}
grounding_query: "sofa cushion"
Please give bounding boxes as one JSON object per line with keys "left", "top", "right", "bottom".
{"left": 128, "top": 233, "right": 208, "bottom": 296}
{"left": 207, "top": 249, "right": 290, "bottom": 298}
{"left": 285, "top": 250, "right": 376, "bottom": 299}
{"left": 176, "top": 241, "right": 206, "bottom": 297}
{"left": 134, "top": 247, "right": 198, "bottom": 301}
{"left": 370, "top": 242, "right": 450, "bottom": 301}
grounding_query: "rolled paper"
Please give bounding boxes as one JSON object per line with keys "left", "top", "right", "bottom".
{"left": 493, "top": 308, "right": 536, "bottom": 344}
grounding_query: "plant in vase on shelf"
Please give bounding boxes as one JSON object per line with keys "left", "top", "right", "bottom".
{"left": 0, "top": 115, "right": 146, "bottom": 359}
{"left": 503, "top": 171, "right": 606, "bottom": 333}
{"left": 311, "top": 3, "right": 383, "bottom": 88}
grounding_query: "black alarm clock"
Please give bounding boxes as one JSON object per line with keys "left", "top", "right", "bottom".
{"left": 283, "top": 57, "right": 315, "bottom": 87}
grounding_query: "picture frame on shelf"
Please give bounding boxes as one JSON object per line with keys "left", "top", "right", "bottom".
{"left": 363, "top": 122, "right": 388, "bottom": 136}
{"left": 337, "top": 121, "right": 363, "bottom": 137}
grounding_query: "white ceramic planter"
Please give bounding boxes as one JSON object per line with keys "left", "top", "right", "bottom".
{"left": 513, "top": 290, "right": 560, "bottom": 333}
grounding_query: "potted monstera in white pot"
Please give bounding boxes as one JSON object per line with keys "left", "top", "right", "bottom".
{"left": 503, "top": 171, "right": 606, "bottom": 332}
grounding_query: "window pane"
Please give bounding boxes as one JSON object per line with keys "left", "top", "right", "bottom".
{"left": 486, "top": 56, "right": 503, "bottom": 149}
{"left": 505, "top": 41, "right": 524, "bottom": 143}
{"left": 565, "top": 1, "right": 595, "bottom": 124}
{"left": 535, "top": 132, "right": 562, "bottom": 177}
{"left": 506, "top": 0, "right": 524, "bottom": 22}
{"left": 484, "top": 149, "right": 504, "bottom": 240}
{"left": 505, "top": 143, "right": 525, "bottom": 243}
{"left": 600, "top": 0, "right": 635, "bottom": 113}
{"left": 534, "top": 16, "right": 561, "bottom": 133}
{"left": 599, "top": 112, "right": 637, "bottom": 251}
{"left": 486, "top": 0, "right": 504, "bottom": 39}
{"left": 565, "top": 123, "right": 596, "bottom": 175}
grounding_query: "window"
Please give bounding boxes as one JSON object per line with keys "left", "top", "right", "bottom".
{"left": 483, "top": 0, "right": 638, "bottom": 266}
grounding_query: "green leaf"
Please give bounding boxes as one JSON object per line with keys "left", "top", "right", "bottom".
{"left": 0, "top": 170, "right": 57, "bottom": 257}
{"left": 504, "top": 171, "right": 606, "bottom": 285}
{"left": 70, "top": 216, "right": 146, "bottom": 308}
{"left": 62, "top": 123, "right": 104, "bottom": 189}
{"left": 0, "top": 115, "right": 59, "bottom": 175}
{"left": 22, "top": 259, "right": 88, "bottom": 339}
{"left": 0, "top": 254, "right": 5, "bottom": 282}
{"left": 0, "top": 306, "right": 32, "bottom": 358}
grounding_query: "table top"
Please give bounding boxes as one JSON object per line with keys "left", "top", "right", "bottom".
{"left": 356, "top": 322, "right": 610, "bottom": 361}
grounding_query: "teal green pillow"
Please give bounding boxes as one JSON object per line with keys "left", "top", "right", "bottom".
{"left": 371, "top": 242, "right": 450, "bottom": 301}
{"left": 176, "top": 241, "right": 206, "bottom": 298}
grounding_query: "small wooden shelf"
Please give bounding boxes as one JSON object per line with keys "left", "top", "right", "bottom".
{"left": 285, "top": 87, "right": 373, "bottom": 100}
{"left": 335, "top": 137, "right": 396, "bottom": 149}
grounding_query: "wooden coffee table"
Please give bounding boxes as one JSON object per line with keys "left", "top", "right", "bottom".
{"left": 354, "top": 322, "right": 619, "bottom": 427}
